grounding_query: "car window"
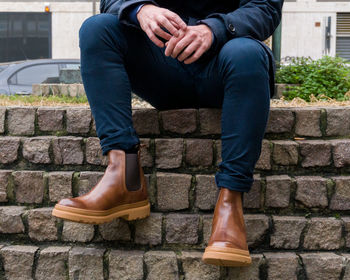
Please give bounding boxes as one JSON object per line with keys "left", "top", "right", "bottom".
{"left": 0, "top": 65, "right": 9, "bottom": 73}
{"left": 9, "top": 64, "right": 59, "bottom": 85}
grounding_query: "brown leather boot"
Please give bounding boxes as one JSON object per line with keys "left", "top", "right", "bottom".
{"left": 51, "top": 148, "right": 150, "bottom": 224}
{"left": 202, "top": 187, "right": 251, "bottom": 266}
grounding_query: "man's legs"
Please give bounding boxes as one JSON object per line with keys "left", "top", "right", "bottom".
{"left": 52, "top": 13, "right": 198, "bottom": 223}
{"left": 189, "top": 37, "right": 270, "bottom": 266}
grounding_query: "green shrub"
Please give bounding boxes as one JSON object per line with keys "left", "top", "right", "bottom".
{"left": 276, "top": 55, "right": 350, "bottom": 101}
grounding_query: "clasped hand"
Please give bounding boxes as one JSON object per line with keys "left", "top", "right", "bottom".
{"left": 137, "top": 4, "right": 213, "bottom": 64}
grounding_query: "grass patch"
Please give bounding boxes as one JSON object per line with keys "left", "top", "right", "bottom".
{"left": 0, "top": 94, "right": 89, "bottom": 106}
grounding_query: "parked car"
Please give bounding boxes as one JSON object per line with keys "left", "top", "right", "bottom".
{"left": 0, "top": 59, "right": 80, "bottom": 95}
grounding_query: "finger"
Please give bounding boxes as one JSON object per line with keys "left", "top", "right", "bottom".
{"left": 165, "top": 12, "right": 187, "bottom": 30}
{"left": 144, "top": 27, "right": 164, "bottom": 48}
{"left": 164, "top": 36, "right": 180, "bottom": 56}
{"left": 184, "top": 46, "right": 206, "bottom": 64}
{"left": 157, "top": 16, "right": 180, "bottom": 37}
{"left": 171, "top": 35, "right": 193, "bottom": 58}
{"left": 152, "top": 23, "right": 172, "bottom": 41}
{"left": 177, "top": 41, "right": 201, "bottom": 62}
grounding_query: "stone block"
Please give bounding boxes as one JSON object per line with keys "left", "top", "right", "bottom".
{"left": 156, "top": 173, "right": 191, "bottom": 211}
{"left": 202, "top": 214, "right": 213, "bottom": 246}
{"left": 264, "top": 252, "right": 299, "bottom": 280}
{"left": 270, "top": 216, "right": 306, "bottom": 249}
{"left": 37, "top": 107, "right": 64, "bottom": 132}
{"left": 0, "top": 170, "right": 11, "bottom": 202}
{"left": 265, "top": 175, "right": 292, "bottom": 208}
{"left": 243, "top": 174, "right": 262, "bottom": 209}
{"left": 0, "top": 206, "right": 25, "bottom": 233}
{"left": 144, "top": 251, "right": 179, "bottom": 280}
{"left": 155, "top": 138, "right": 183, "bottom": 169}
{"left": 68, "top": 247, "right": 105, "bottom": 280}
{"left": 265, "top": 108, "right": 294, "bottom": 134}
{"left": 165, "top": 214, "right": 199, "bottom": 244}
{"left": 330, "top": 139, "right": 350, "bottom": 168}
{"left": 134, "top": 213, "right": 162, "bottom": 246}
{"left": 13, "top": 171, "right": 45, "bottom": 203}
{"left": 140, "top": 138, "right": 153, "bottom": 168}
{"left": 180, "top": 251, "right": 221, "bottom": 280}
{"left": 160, "top": 109, "right": 197, "bottom": 134}
{"left": 245, "top": 214, "right": 269, "bottom": 246}
{"left": 227, "top": 254, "right": 264, "bottom": 280}
{"left": 109, "top": 250, "right": 144, "bottom": 280}
{"left": 66, "top": 107, "right": 91, "bottom": 134}
{"left": 35, "top": 246, "right": 70, "bottom": 280}
{"left": 85, "top": 137, "right": 108, "bottom": 166}
{"left": 62, "top": 221, "right": 94, "bottom": 242}
{"left": 22, "top": 137, "right": 52, "bottom": 164}
{"left": 7, "top": 107, "right": 35, "bottom": 135}
{"left": 195, "top": 175, "right": 218, "bottom": 210}
{"left": 0, "top": 137, "right": 20, "bottom": 164}
{"left": 27, "top": 207, "right": 58, "bottom": 241}
{"left": 298, "top": 140, "right": 332, "bottom": 167}
{"left": 0, "top": 107, "right": 5, "bottom": 133}
{"left": 301, "top": 253, "right": 343, "bottom": 280}
{"left": 132, "top": 108, "right": 160, "bottom": 135}
{"left": 325, "top": 107, "right": 350, "bottom": 136}
{"left": 294, "top": 108, "right": 322, "bottom": 137}
{"left": 295, "top": 176, "right": 328, "bottom": 208}
{"left": 303, "top": 217, "right": 343, "bottom": 250}
{"left": 199, "top": 108, "right": 221, "bottom": 135}
{"left": 98, "top": 219, "right": 131, "bottom": 241}
{"left": 52, "top": 136, "right": 84, "bottom": 165}
{"left": 185, "top": 139, "right": 213, "bottom": 167}
{"left": 48, "top": 171, "right": 73, "bottom": 202}
{"left": 215, "top": 140, "right": 222, "bottom": 166}
{"left": 329, "top": 176, "right": 350, "bottom": 210}
{"left": 255, "top": 139, "right": 272, "bottom": 170}
{"left": 271, "top": 140, "right": 298, "bottom": 165}
{"left": 0, "top": 245, "right": 38, "bottom": 280}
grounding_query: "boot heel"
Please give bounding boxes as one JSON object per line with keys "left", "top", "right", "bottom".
{"left": 122, "top": 203, "right": 150, "bottom": 221}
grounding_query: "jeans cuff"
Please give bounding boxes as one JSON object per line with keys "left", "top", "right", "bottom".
{"left": 100, "top": 126, "right": 140, "bottom": 156}
{"left": 215, "top": 172, "right": 253, "bottom": 193}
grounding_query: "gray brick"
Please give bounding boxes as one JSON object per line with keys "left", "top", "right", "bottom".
{"left": 0, "top": 170, "right": 11, "bottom": 202}
{"left": 243, "top": 174, "right": 262, "bottom": 209}
{"left": 134, "top": 213, "right": 162, "bottom": 246}
{"left": 13, "top": 171, "right": 45, "bottom": 203}
{"left": 68, "top": 247, "right": 105, "bottom": 280}
{"left": 99, "top": 219, "right": 131, "bottom": 241}
{"left": 264, "top": 252, "right": 299, "bottom": 280}
{"left": 330, "top": 176, "right": 350, "bottom": 210}
{"left": 53, "top": 136, "right": 84, "bottom": 165}
{"left": 7, "top": 107, "right": 35, "bottom": 135}
{"left": 85, "top": 137, "right": 108, "bottom": 166}
{"left": 199, "top": 108, "right": 221, "bottom": 135}
{"left": 37, "top": 107, "right": 64, "bottom": 132}
{"left": 157, "top": 173, "right": 191, "bottom": 211}
{"left": 195, "top": 175, "right": 218, "bottom": 210}
{"left": 144, "top": 251, "right": 179, "bottom": 280}
{"left": 245, "top": 214, "right": 269, "bottom": 246}
{"left": 255, "top": 139, "right": 272, "bottom": 170}
{"left": 27, "top": 207, "right": 58, "bottom": 241}
{"left": 0, "top": 137, "right": 20, "bottom": 164}
{"left": 330, "top": 139, "right": 350, "bottom": 168}
{"left": 66, "top": 107, "right": 91, "bottom": 134}
{"left": 185, "top": 139, "right": 213, "bottom": 167}
{"left": 48, "top": 171, "right": 73, "bottom": 202}
{"left": 295, "top": 176, "right": 328, "bottom": 208}
{"left": 0, "top": 107, "right": 5, "bottom": 133}
{"left": 109, "top": 250, "right": 144, "bottom": 280}
{"left": 298, "top": 140, "right": 332, "bottom": 167}
{"left": 272, "top": 140, "right": 298, "bottom": 165}
{"left": 132, "top": 108, "right": 160, "bottom": 135}
{"left": 160, "top": 109, "right": 197, "bottom": 134}
{"left": 265, "top": 175, "right": 292, "bottom": 208}
{"left": 165, "top": 214, "right": 199, "bottom": 244}
{"left": 62, "top": 221, "right": 94, "bottom": 242}
{"left": 0, "top": 206, "right": 25, "bottom": 233}
{"left": 22, "top": 137, "right": 52, "bottom": 164}
{"left": 325, "top": 107, "right": 350, "bottom": 136}
{"left": 227, "top": 254, "right": 264, "bottom": 280}
{"left": 294, "top": 108, "right": 322, "bottom": 137}
{"left": 155, "top": 138, "right": 183, "bottom": 169}
{"left": 266, "top": 108, "right": 294, "bottom": 134}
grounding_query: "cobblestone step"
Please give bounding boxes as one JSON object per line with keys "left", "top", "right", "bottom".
{"left": 1, "top": 205, "right": 350, "bottom": 252}
{"left": 2, "top": 170, "right": 350, "bottom": 213}
{"left": 0, "top": 244, "right": 349, "bottom": 280}
{"left": 1, "top": 106, "right": 350, "bottom": 139}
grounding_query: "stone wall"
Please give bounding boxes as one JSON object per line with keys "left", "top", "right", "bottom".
{"left": 1, "top": 105, "right": 350, "bottom": 279}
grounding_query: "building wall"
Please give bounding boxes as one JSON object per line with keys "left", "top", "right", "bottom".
{"left": 0, "top": 1, "right": 98, "bottom": 59}
{"left": 281, "top": 0, "right": 350, "bottom": 60}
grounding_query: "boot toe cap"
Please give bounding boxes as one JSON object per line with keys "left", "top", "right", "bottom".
{"left": 57, "top": 198, "right": 86, "bottom": 209}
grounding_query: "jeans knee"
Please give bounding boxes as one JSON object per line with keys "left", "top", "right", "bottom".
{"left": 218, "top": 37, "right": 269, "bottom": 74}
{"left": 79, "top": 13, "right": 122, "bottom": 51}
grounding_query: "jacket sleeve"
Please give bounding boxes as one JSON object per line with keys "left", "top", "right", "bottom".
{"left": 100, "top": 0, "right": 158, "bottom": 28}
{"left": 196, "top": 0, "right": 284, "bottom": 53}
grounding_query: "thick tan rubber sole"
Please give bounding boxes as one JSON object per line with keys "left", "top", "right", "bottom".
{"left": 51, "top": 200, "right": 150, "bottom": 224}
{"left": 202, "top": 246, "right": 252, "bottom": 267}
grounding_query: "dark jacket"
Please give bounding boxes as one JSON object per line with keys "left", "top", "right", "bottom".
{"left": 99, "top": 0, "right": 284, "bottom": 98}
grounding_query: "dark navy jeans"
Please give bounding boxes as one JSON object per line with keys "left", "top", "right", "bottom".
{"left": 79, "top": 13, "right": 271, "bottom": 193}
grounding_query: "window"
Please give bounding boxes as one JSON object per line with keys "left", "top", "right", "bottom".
{"left": 9, "top": 64, "right": 59, "bottom": 85}
{"left": 336, "top": 13, "right": 350, "bottom": 60}
{"left": 0, "top": 12, "right": 51, "bottom": 63}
